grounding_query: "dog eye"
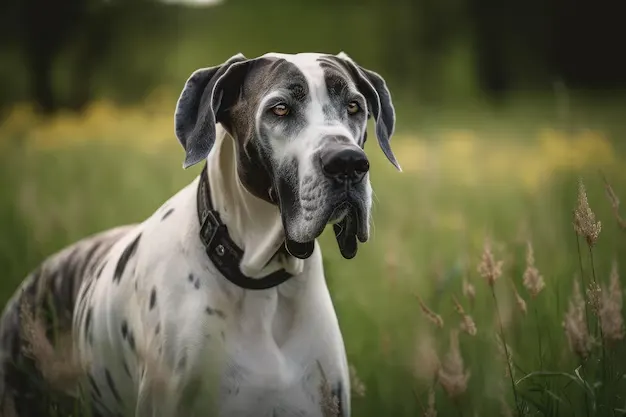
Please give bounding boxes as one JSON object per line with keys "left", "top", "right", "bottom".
{"left": 271, "top": 104, "right": 290, "bottom": 117}
{"left": 347, "top": 101, "right": 360, "bottom": 115}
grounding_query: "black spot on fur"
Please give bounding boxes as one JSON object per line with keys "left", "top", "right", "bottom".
{"left": 63, "top": 246, "right": 81, "bottom": 272}
{"left": 194, "top": 278, "right": 200, "bottom": 290}
{"left": 78, "top": 278, "right": 93, "bottom": 305}
{"left": 88, "top": 374, "right": 102, "bottom": 398}
{"left": 121, "top": 320, "right": 128, "bottom": 339}
{"left": 205, "top": 306, "right": 226, "bottom": 319}
{"left": 123, "top": 361, "right": 132, "bottom": 378}
{"left": 161, "top": 208, "right": 175, "bottom": 220}
{"left": 128, "top": 331, "right": 136, "bottom": 352}
{"left": 96, "top": 260, "right": 107, "bottom": 279}
{"left": 84, "top": 308, "right": 93, "bottom": 339}
{"left": 155, "top": 323, "right": 161, "bottom": 335}
{"left": 177, "top": 353, "right": 187, "bottom": 371}
{"left": 80, "top": 241, "right": 103, "bottom": 278}
{"left": 105, "top": 369, "right": 122, "bottom": 404}
{"left": 187, "top": 273, "right": 193, "bottom": 282}
{"left": 60, "top": 263, "right": 79, "bottom": 310}
{"left": 113, "top": 233, "right": 142, "bottom": 283}
{"left": 149, "top": 287, "right": 157, "bottom": 310}
{"left": 26, "top": 267, "right": 41, "bottom": 300}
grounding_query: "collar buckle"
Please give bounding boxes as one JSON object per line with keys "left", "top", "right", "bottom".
{"left": 199, "top": 209, "right": 222, "bottom": 247}
{"left": 196, "top": 163, "right": 293, "bottom": 290}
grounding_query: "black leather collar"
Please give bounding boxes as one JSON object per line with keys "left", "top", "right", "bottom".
{"left": 196, "top": 164, "right": 293, "bottom": 290}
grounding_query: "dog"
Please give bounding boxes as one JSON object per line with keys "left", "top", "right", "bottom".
{"left": 0, "top": 52, "right": 400, "bottom": 417}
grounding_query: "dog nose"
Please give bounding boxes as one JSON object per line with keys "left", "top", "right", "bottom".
{"left": 321, "top": 146, "right": 370, "bottom": 182}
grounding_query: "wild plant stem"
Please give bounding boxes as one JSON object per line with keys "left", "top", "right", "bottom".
{"left": 580, "top": 360, "right": 591, "bottom": 417}
{"left": 588, "top": 246, "right": 599, "bottom": 285}
{"left": 450, "top": 397, "right": 465, "bottom": 417}
{"left": 491, "top": 287, "right": 522, "bottom": 416}
{"left": 412, "top": 387, "right": 426, "bottom": 414}
{"left": 588, "top": 246, "right": 607, "bottom": 388}
{"left": 534, "top": 304, "right": 548, "bottom": 415}
{"left": 534, "top": 305, "right": 543, "bottom": 371}
{"left": 575, "top": 234, "right": 590, "bottom": 329}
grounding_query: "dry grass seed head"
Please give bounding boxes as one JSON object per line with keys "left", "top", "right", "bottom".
{"left": 604, "top": 176, "right": 620, "bottom": 212}
{"left": 18, "top": 299, "right": 83, "bottom": 396}
{"left": 599, "top": 261, "right": 625, "bottom": 343}
{"left": 452, "top": 296, "right": 477, "bottom": 336}
{"left": 586, "top": 281, "right": 602, "bottom": 316}
{"left": 510, "top": 281, "right": 527, "bottom": 316}
{"left": 415, "top": 294, "right": 444, "bottom": 329}
{"left": 478, "top": 240, "right": 503, "bottom": 287}
{"left": 413, "top": 332, "right": 441, "bottom": 383}
{"left": 573, "top": 178, "right": 601, "bottom": 247}
{"left": 349, "top": 364, "right": 366, "bottom": 398}
{"left": 522, "top": 241, "right": 545, "bottom": 298}
{"left": 131, "top": 324, "right": 182, "bottom": 405}
{"left": 317, "top": 362, "right": 340, "bottom": 417}
{"left": 603, "top": 174, "right": 626, "bottom": 231}
{"left": 462, "top": 276, "right": 476, "bottom": 306}
{"left": 423, "top": 387, "right": 437, "bottom": 417}
{"left": 562, "top": 280, "right": 592, "bottom": 359}
{"left": 459, "top": 314, "right": 477, "bottom": 336}
{"left": 437, "top": 330, "right": 470, "bottom": 399}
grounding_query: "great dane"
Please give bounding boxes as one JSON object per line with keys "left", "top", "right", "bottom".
{"left": 0, "top": 52, "right": 400, "bottom": 417}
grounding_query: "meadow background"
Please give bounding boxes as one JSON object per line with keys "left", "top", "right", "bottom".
{"left": 1, "top": 0, "right": 626, "bottom": 416}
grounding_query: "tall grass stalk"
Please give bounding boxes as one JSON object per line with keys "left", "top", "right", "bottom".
{"left": 588, "top": 245, "right": 609, "bottom": 411}
{"left": 534, "top": 306, "right": 543, "bottom": 370}
{"left": 575, "top": 233, "right": 590, "bottom": 330}
{"left": 490, "top": 288, "right": 522, "bottom": 416}
{"left": 589, "top": 247, "right": 606, "bottom": 340}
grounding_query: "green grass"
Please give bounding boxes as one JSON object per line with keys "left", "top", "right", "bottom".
{"left": 1, "top": 97, "right": 626, "bottom": 416}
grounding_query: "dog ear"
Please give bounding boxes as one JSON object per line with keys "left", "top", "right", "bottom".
{"left": 175, "top": 53, "right": 252, "bottom": 169}
{"left": 336, "top": 52, "right": 401, "bottom": 171}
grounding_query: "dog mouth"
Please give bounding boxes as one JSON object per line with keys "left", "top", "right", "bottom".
{"left": 284, "top": 199, "right": 368, "bottom": 260}
{"left": 331, "top": 202, "right": 367, "bottom": 259}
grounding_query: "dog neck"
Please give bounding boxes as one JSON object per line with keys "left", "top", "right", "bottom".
{"left": 205, "top": 126, "right": 305, "bottom": 279}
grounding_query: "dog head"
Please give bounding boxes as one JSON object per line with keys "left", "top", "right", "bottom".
{"left": 175, "top": 52, "right": 400, "bottom": 260}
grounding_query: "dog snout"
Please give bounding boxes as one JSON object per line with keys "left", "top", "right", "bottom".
{"left": 320, "top": 144, "right": 370, "bottom": 183}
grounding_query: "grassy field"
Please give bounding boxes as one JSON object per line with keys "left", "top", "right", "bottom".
{"left": 1, "top": 93, "right": 625, "bottom": 416}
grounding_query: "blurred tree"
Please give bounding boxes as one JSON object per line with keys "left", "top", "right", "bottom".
{"left": 467, "top": 0, "right": 511, "bottom": 101}
{"left": 550, "top": 0, "right": 626, "bottom": 89}
{"left": 19, "top": 0, "right": 84, "bottom": 113}
{"left": 375, "top": 0, "right": 413, "bottom": 87}
{"left": 412, "top": 0, "right": 469, "bottom": 102}
{"left": 1, "top": 0, "right": 624, "bottom": 112}
{"left": 14, "top": 0, "right": 121, "bottom": 114}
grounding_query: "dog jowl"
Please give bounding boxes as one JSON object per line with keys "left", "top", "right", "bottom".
{"left": 175, "top": 52, "right": 401, "bottom": 260}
